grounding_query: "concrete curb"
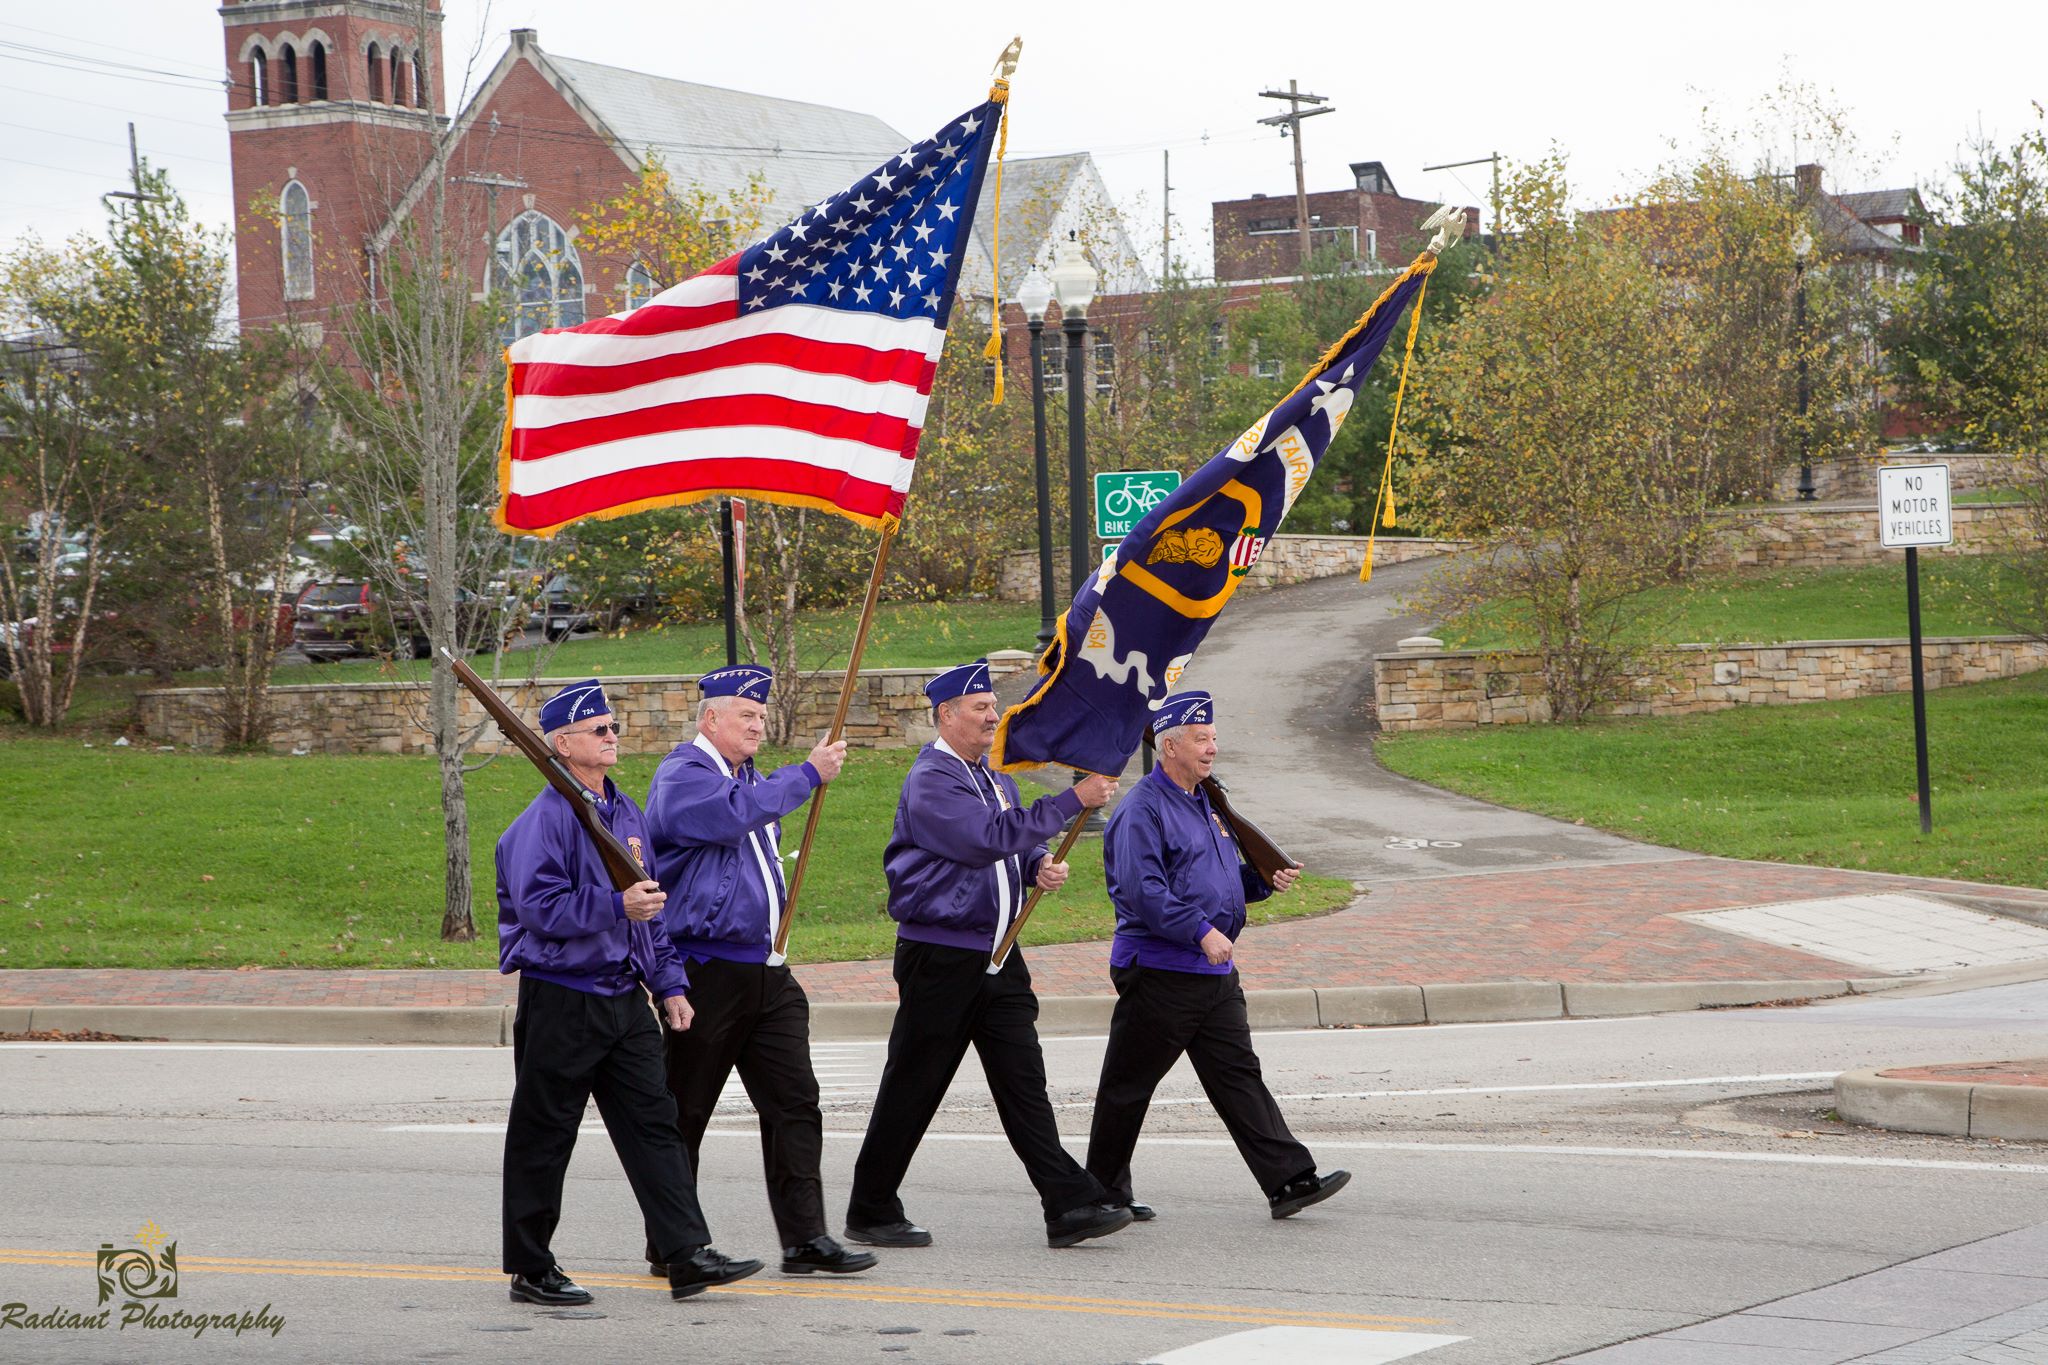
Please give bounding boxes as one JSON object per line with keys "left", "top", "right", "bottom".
{"left": 0, "top": 978, "right": 1890, "bottom": 1045}
{"left": 1835, "top": 1065, "right": 2048, "bottom": 1140}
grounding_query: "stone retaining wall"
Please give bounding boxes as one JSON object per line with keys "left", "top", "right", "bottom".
{"left": 1771, "top": 452, "right": 2025, "bottom": 503}
{"left": 994, "top": 533, "right": 1470, "bottom": 603}
{"left": 1707, "top": 501, "right": 2025, "bottom": 572}
{"left": 139, "top": 651, "right": 1034, "bottom": 755}
{"left": 1374, "top": 636, "right": 2048, "bottom": 731}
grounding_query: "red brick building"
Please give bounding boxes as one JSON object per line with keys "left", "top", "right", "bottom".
{"left": 1211, "top": 161, "right": 1476, "bottom": 282}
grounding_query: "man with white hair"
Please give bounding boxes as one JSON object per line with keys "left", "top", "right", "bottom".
{"left": 496, "top": 678, "right": 762, "bottom": 1306}
{"left": 1084, "top": 690, "right": 1349, "bottom": 1222}
{"left": 641, "top": 665, "right": 874, "bottom": 1278}
{"left": 842, "top": 659, "right": 1130, "bottom": 1251}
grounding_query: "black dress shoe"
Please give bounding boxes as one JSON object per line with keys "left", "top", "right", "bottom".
{"left": 667, "top": 1247, "right": 764, "bottom": 1300}
{"left": 781, "top": 1234, "right": 879, "bottom": 1275}
{"left": 843, "top": 1219, "right": 933, "bottom": 1248}
{"left": 644, "top": 1243, "right": 665, "bottom": 1277}
{"left": 508, "top": 1265, "right": 593, "bottom": 1305}
{"left": 1124, "top": 1200, "right": 1157, "bottom": 1222}
{"left": 1046, "top": 1202, "right": 1134, "bottom": 1248}
{"left": 1269, "top": 1168, "right": 1351, "bottom": 1220}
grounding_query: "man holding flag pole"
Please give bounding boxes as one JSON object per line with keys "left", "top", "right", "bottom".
{"left": 990, "top": 209, "right": 1468, "bottom": 1211}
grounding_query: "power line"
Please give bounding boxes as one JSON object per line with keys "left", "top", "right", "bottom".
{"left": 0, "top": 18, "right": 223, "bottom": 78}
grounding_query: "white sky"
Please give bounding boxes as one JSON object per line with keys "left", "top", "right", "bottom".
{"left": 1, "top": 0, "right": 2043, "bottom": 287}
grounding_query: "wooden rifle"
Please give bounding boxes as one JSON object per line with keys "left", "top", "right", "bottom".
{"left": 440, "top": 649, "right": 646, "bottom": 891}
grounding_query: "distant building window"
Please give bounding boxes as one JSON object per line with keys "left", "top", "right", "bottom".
{"left": 1208, "top": 320, "right": 1225, "bottom": 357}
{"left": 1093, "top": 335, "right": 1115, "bottom": 395}
{"left": 366, "top": 43, "right": 383, "bottom": 102}
{"left": 495, "top": 209, "right": 585, "bottom": 339}
{"left": 624, "top": 262, "right": 657, "bottom": 309}
{"left": 250, "top": 47, "right": 269, "bottom": 106}
{"left": 279, "top": 44, "right": 298, "bottom": 103}
{"left": 413, "top": 53, "right": 427, "bottom": 107}
{"left": 1366, "top": 228, "right": 1378, "bottom": 261}
{"left": 1250, "top": 340, "right": 1283, "bottom": 380}
{"left": 1247, "top": 215, "right": 1294, "bottom": 235}
{"left": 390, "top": 49, "right": 403, "bottom": 105}
{"left": 281, "top": 180, "right": 314, "bottom": 300}
{"left": 1042, "top": 342, "right": 1066, "bottom": 395}
{"left": 309, "top": 42, "right": 328, "bottom": 101}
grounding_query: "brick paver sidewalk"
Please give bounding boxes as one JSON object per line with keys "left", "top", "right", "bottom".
{"left": 6, "top": 858, "right": 2041, "bottom": 1011}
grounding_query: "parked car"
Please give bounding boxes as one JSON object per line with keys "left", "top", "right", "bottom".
{"left": 534, "top": 574, "right": 658, "bottom": 641}
{"left": 291, "top": 580, "right": 517, "bottom": 661}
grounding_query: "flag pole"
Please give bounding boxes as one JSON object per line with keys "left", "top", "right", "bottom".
{"left": 988, "top": 804, "right": 1087, "bottom": 973}
{"left": 774, "top": 521, "right": 899, "bottom": 959}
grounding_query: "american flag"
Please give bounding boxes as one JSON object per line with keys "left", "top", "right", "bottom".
{"left": 497, "top": 97, "right": 1005, "bottom": 536}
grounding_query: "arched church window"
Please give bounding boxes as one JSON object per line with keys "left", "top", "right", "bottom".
{"left": 279, "top": 45, "right": 298, "bottom": 103}
{"left": 250, "top": 47, "right": 269, "bottom": 106}
{"left": 624, "top": 262, "right": 657, "bottom": 309}
{"left": 494, "top": 210, "right": 585, "bottom": 340}
{"left": 390, "top": 49, "right": 403, "bottom": 105}
{"left": 282, "top": 181, "right": 314, "bottom": 300}
{"left": 366, "top": 43, "right": 383, "bottom": 102}
{"left": 309, "top": 42, "right": 328, "bottom": 101}
{"left": 413, "top": 52, "right": 427, "bottom": 108}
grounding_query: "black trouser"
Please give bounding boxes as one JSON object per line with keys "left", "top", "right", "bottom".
{"left": 1085, "top": 965, "right": 1314, "bottom": 1203}
{"left": 846, "top": 939, "right": 1106, "bottom": 1225}
{"left": 502, "top": 976, "right": 710, "bottom": 1276}
{"left": 653, "top": 956, "right": 826, "bottom": 1250}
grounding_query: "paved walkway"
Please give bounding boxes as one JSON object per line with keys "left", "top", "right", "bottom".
{"left": 1560, "top": 1220, "right": 2048, "bottom": 1363}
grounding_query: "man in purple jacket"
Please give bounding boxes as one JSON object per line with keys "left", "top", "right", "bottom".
{"left": 842, "top": 659, "right": 1131, "bottom": 1250}
{"left": 641, "top": 664, "right": 875, "bottom": 1279}
{"left": 1084, "top": 690, "right": 1350, "bottom": 1222}
{"left": 497, "top": 679, "right": 762, "bottom": 1305}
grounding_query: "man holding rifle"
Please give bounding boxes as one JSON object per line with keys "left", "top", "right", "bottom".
{"left": 842, "top": 659, "right": 1130, "bottom": 1250}
{"left": 1084, "top": 690, "right": 1350, "bottom": 1222}
{"left": 497, "top": 679, "right": 762, "bottom": 1306}
{"left": 640, "top": 665, "right": 875, "bottom": 1278}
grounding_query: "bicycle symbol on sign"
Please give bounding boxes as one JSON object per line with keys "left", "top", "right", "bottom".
{"left": 1102, "top": 482, "right": 1173, "bottom": 519}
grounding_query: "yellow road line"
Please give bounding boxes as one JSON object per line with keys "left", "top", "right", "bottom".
{"left": 0, "top": 1248, "right": 1446, "bottom": 1332}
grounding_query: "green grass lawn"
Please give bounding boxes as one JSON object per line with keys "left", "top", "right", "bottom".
{"left": 0, "top": 739, "right": 1352, "bottom": 969}
{"left": 1376, "top": 671, "right": 2048, "bottom": 889}
{"left": 1436, "top": 557, "right": 2018, "bottom": 652}
{"left": 1955, "top": 488, "right": 2027, "bottom": 504}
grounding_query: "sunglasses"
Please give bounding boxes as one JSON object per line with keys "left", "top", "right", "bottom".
{"left": 570, "top": 722, "right": 625, "bottom": 738}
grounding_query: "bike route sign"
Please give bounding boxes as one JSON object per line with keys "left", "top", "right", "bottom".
{"left": 1094, "top": 470, "right": 1182, "bottom": 538}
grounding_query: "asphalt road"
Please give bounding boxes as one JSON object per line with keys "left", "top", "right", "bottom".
{"left": 1171, "top": 558, "right": 1689, "bottom": 884}
{"left": 4, "top": 979, "right": 2046, "bottom": 1363}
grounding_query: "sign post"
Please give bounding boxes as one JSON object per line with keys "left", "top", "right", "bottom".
{"left": 1094, "top": 469, "right": 1182, "bottom": 540}
{"left": 1877, "top": 463, "right": 1952, "bottom": 835}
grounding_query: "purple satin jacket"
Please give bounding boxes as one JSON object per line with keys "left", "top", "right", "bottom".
{"left": 882, "top": 741, "right": 1084, "bottom": 952}
{"left": 1102, "top": 765, "right": 1273, "bottom": 974}
{"left": 495, "top": 778, "right": 689, "bottom": 1000}
{"left": 644, "top": 738, "right": 820, "bottom": 963}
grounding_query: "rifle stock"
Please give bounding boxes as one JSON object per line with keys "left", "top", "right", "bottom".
{"left": 1141, "top": 725, "right": 1298, "bottom": 887}
{"left": 440, "top": 650, "right": 646, "bottom": 892}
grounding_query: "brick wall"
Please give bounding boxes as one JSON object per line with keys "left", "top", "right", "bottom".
{"left": 1374, "top": 636, "right": 2048, "bottom": 731}
{"left": 1707, "top": 502, "right": 2025, "bottom": 571}
{"left": 993, "top": 533, "right": 1469, "bottom": 603}
{"left": 140, "top": 653, "right": 1033, "bottom": 755}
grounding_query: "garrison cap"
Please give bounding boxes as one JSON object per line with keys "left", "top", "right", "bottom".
{"left": 698, "top": 664, "right": 773, "bottom": 703}
{"left": 541, "top": 679, "right": 611, "bottom": 734}
{"left": 1151, "top": 691, "right": 1214, "bottom": 732}
{"left": 924, "top": 658, "right": 993, "bottom": 707}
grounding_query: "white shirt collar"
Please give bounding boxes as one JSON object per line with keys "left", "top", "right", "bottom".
{"left": 691, "top": 730, "right": 736, "bottom": 778}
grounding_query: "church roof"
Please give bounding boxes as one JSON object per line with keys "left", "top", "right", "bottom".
{"left": 546, "top": 54, "right": 912, "bottom": 215}
{"left": 972, "top": 152, "right": 1090, "bottom": 297}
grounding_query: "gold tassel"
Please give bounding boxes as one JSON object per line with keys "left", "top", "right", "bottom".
{"left": 1361, "top": 274, "right": 1431, "bottom": 582}
{"left": 980, "top": 43, "right": 1019, "bottom": 407}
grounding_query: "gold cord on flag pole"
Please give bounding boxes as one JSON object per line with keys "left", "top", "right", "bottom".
{"left": 1361, "top": 274, "right": 1430, "bottom": 584}
{"left": 979, "top": 38, "right": 1020, "bottom": 406}
{"left": 774, "top": 521, "right": 900, "bottom": 959}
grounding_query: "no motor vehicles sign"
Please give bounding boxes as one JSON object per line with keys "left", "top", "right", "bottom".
{"left": 1878, "top": 463, "right": 1953, "bottom": 548}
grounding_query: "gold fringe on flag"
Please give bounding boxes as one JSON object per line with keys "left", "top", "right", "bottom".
{"left": 980, "top": 38, "right": 1021, "bottom": 406}
{"left": 1361, "top": 273, "right": 1430, "bottom": 583}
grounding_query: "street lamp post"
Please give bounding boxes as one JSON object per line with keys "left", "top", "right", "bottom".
{"left": 1017, "top": 268, "right": 1056, "bottom": 653}
{"left": 1793, "top": 226, "right": 1815, "bottom": 502}
{"left": 1047, "top": 233, "right": 1102, "bottom": 823}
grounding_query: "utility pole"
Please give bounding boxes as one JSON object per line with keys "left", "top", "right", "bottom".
{"left": 450, "top": 172, "right": 529, "bottom": 292}
{"left": 1161, "top": 149, "right": 1172, "bottom": 283}
{"left": 1422, "top": 151, "right": 1502, "bottom": 250}
{"left": 102, "top": 123, "right": 166, "bottom": 208}
{"left": 1257, "top": 81, "right": 1333, "bottom": 272}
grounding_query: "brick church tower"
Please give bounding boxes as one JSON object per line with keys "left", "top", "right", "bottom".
{"left": 219, "top": 0, "right": 446, "bottom": 334}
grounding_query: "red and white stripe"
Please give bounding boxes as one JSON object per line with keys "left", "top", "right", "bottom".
{"left": 499, "top": 257, "right": 946, "bottom": 535}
